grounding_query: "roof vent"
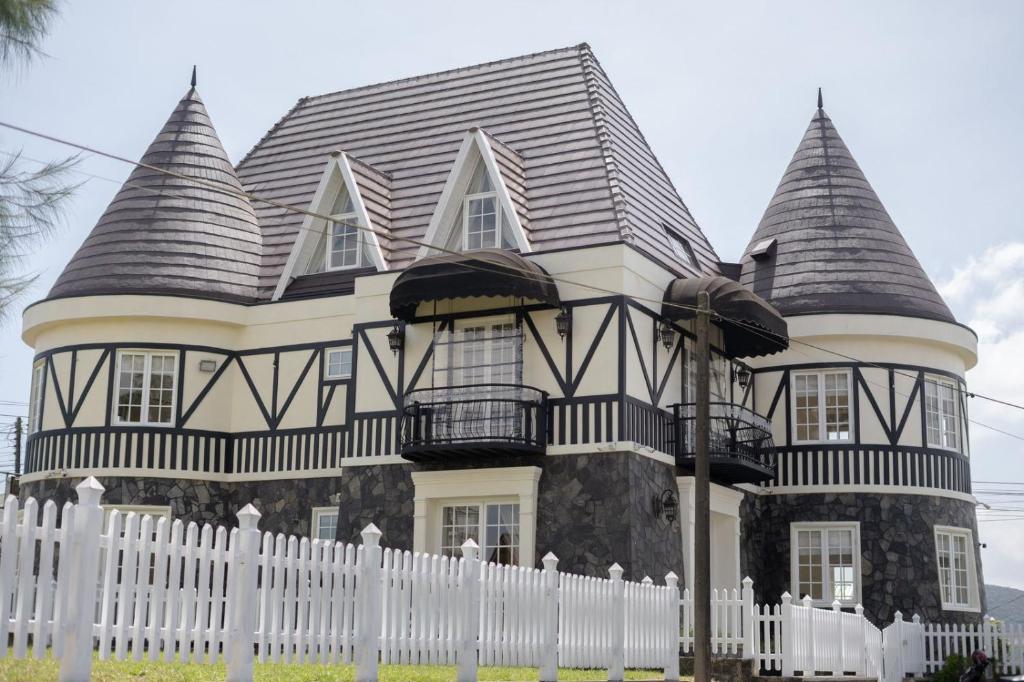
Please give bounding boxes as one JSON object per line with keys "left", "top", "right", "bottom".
{"left": 748, "top": 238, "right": 777, "bottom": 261}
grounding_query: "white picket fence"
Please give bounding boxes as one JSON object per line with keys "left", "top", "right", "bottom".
{"left": 0, "top": 478, "right": 681, "bottom": 682}
{"left": 4, "top": 477, "right": 1023, "bottom": 682}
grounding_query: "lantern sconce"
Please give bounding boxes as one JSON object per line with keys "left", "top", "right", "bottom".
{"left": 733, "top": 362, "right": 752, "bottom": 390}
{"left": 658, "top": 318, "right": 675, "bottom": 351}
{"left": 387, "top": 322, "right": 405, "bottom": 355}
{"left": 652, "top": 488, "right": 679, "bottom": 523}
{"left": 555, "top": 306, "right": 572, "bottom": 340}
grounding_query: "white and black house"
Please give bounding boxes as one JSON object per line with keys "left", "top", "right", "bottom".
{"left": 19, "top": 45, "right": 984, "bottom": 626}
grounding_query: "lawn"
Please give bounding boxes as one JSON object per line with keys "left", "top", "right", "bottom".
{"left": 0, "top": 655, "right": 666, "bottom": 681}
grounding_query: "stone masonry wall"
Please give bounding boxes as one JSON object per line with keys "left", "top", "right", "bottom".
{"left": 740, "top": 491, "right": 986, "bottom": 626}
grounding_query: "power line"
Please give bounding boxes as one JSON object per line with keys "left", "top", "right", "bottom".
{"left": 3, "top": 119, "right": 1024, "bottom": 435}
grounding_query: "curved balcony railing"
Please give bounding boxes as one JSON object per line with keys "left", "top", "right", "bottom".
{"left": 400, "top": 383, "right": 548, "bottom": 461}
{"left": 672, "top": 402, "right": 777, "bottom": 484}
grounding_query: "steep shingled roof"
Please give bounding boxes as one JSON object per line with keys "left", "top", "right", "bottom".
{"left": 739, "top": 100, "right": 956, "bottom": 324}
{"left": 48, "top": 85, "right": 262, "bottom": 303}
{"left": 237, "top": 44, "right": 718, "bottom": 296}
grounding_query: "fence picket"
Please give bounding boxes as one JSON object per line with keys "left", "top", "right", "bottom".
{"left": 32, "top": 500, "right": 58, "bottom": 659}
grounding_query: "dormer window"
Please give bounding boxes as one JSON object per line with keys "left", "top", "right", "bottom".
{"left": 664, "top": 224, "right": 698, "bottom": 270}
{"left": 328, "top": 188, "right": 361, "bottom": 270}
{"left": 464, "top": 167, "right": 498, "bottom": 250}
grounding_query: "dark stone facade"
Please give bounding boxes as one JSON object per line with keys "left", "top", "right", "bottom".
{"left": 20, "top": 475, "right": 344, "bottom": 538}
{"left": 20, "top": 451, "right": 682, "bottom": 584}
{"left": 740, "top": 491, "right": 986, "bottom": 626}
{"left": 536, "top": 452, "right": 682, "bottom": 582}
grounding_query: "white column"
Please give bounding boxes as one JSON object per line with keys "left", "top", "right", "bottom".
{"left": 539, "top": 552, "right": 560, "bottom": 682}
{"left": 608, "top": 563, "right": 625, "bottom": 682}
{"left": 676, "top": 478, "right": 695, "bottom": 594}
{"left": 227, "top": 504, "right": 261, "bottom": 682}
{"left": 355, "top": 523, "right": 383, "bottom": 682}
{"left": 60, "top": 477, "right": 105, "bottom": 682}
{"left": 456, "top": 539, "right": 480, "bottom": 682}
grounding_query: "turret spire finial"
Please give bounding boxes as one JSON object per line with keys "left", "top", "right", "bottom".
{"left": 817, "top": 87, "right": 823, "bottom": 109}
{"left": 191, "top": 65, "right": 197, "bottom": 88}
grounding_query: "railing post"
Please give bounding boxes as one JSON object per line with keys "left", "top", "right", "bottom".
{"left": 832, "top": 599, "right": 843, "bottom": 673}
{"left": 665, "top": 571, "right": 681, "bottom": 682}
{"left": 781, "top": 592, "right": 794, "bottom": 677}
{"left": 59, "top": 477, "right": 105, "bottom": 682}
{"left": 226, "top": 504, "right": 261, "bottom": 682}
{"left": 355, "top": 523, "right": 383, "bottom": 682}
{"left": 608, "top": 563, "right": 625, "bottom": 682}
{"left": 912, "top": 614, "right": 923, "bottom": 675}
{"left": 456, "top": 539, "right": 480, "bottom": 682}
{"left": 741, "top": 576, "right": 754, "bottom": 661}
{"left": 540, "top": 552, "right": 560, "bottom": 682}
{"left": 803, "top": 595, "right": 815, "bottom": 674}
{"left": 855, "top": 604, "right": 867, "bottom": 676}
{"left": 893, "top": 609, "right": 905, "bottom": 682}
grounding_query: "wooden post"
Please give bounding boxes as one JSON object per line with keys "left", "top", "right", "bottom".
{"left": 355, "top": 523, "right": 383, "bottom": 682}
{"left": 540, "top": 552, "right": 560, "bottom": 682}
{"left": 665, "top": 571, "right": 681, "bottom": 682}
{"left": 456, "top": 539, "right": 480, "bottom": 682}
{"left": 608, "top": 563, "right": 625, "bottom": 682}
{"left": 694, "top": 289, "right": 712, "bottom": 682}
{"left": 741, "top": 577, "right": 754, "bottom": 661}
{"left": 60, "top": 477, "right": 105, "bottom": 682}
{"left": 226, "top": 504, "right": 261, "bottom": 682}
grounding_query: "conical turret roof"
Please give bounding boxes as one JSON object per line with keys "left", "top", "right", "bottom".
{"left": 49, "top": 80, "right": 262, "bottom": 303}
{"left": 739, "top": 98, "right": 955, "bottom": 324}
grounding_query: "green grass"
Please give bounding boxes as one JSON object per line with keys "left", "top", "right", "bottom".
{"left": 0, "top": 654, "right": 667, "bottom": 681}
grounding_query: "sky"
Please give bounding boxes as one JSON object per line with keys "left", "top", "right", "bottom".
{"left": 1, "top": 1, "right": 1023, "bottom": 592}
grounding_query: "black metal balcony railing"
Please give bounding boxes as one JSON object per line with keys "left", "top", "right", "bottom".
{"left": 400, "top": 384, "right": 548, "bottom": 461}
{"left": 672, "top": 402, "right": 777, "bottom": 484}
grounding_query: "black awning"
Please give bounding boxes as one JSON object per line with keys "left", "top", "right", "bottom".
{"left": 662, "top": 275, "right": 788, "bottom": 358}
{"left": 390, "top": 249, "right": 561, "bottom": 321}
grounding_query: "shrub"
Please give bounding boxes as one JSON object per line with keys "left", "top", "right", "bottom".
{"left": 933, "top": 653, "right": 969, "bottom": 682}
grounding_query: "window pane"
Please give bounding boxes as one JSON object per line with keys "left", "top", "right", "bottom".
{"left": 441, "top": 505, "right": 480, "bottom": 558}
{"left": 465, "top": 195, "right": 497, "bottom": 250}
{"left": 147, "top": 354, "right": 176, "bottom": 425}
{"left": 797, "top": 529, "right": 823, "bottom": 600}
{"left": 28, "top": 364, "right": 44, "bottom": 433}
{"left": 117, "top": 354, "right": 147, "bottom": 423}
{"left": 330, "top": 222, "right": 360, "bottom": 268}
{"left": 828, "top": 529, "right": 855, "bottom": 601}
{"left": 484, "top": 503, "right": 519, "bottom": 565}
{"left": 316, "top": 512, "right": 338, "bottom": 541}
{"left": 824, "top": 373, "right": 850, "bottom": 440}
{"left": 326, "top": 348, "right": 352, "bottom": 379}
{"left": 794, "top": 375, "right": 820, "bottom": 441}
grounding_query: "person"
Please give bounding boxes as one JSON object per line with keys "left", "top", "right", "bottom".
{"left": 960, "top": 650, "right": 989, "bottom": 682}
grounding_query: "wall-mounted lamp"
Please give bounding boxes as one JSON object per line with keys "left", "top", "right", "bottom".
{"left": 387, "top": 322, "right": 404, "bottom": 355}
{"left": 658, "top": 319, "right": 675, "bottom": 350}
{"left": 652, "top": 488, "right": 679, "bottom": 523}
{"left": 734, "top": 363, "right": 752, "bottom": 390}
{"left": 555, "top": 306, "right": 572, "bottom": 340}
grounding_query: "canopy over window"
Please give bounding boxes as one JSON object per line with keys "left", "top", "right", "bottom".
{"left": 390, "top": 249, "right": 560, "bottom": 321}
{"left": 662, "top": 276, "right": 789, "bottom": 358}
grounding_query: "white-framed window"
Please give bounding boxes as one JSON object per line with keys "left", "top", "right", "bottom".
{"left": 791, "top": 370, "right": 852, "bottom": 443}
{"left": 440, "top": 500, "right": 520, "bottom": 565}
{"left": 462, "top": 159, "right": 499, "bottom": 251}
{"left": 328, "top": 187, "right": 362, "bottom": 270}
{"left": 28, "top": 361, "right": 45, "bottom": 434}
{"left": 664, "top": 225, "right": 698, "bottom": 270}
{"left": 311, "top": 507, "right": 339, "bottom": 542}
{"left": 114, "top": 351, "right": 177, "bottom": 425}
{"left": 790, "top": 522, "right": 861, "bottom": 605}
{"left": 924, "top": 375, "right": 961, "bottom": 452}
{"left": 934, "top": 526, "right": 980, "bottom": 612}
{"left": 324, "top": 347, "right": 353, "bottom": 380}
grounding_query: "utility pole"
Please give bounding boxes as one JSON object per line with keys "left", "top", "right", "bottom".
{"left": 693, "top": 289, "right": 712, "bottom": 682}
{"left": 13, "top": 417, "right": 22, "bottom": 477}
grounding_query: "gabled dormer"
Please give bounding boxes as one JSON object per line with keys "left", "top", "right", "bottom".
{"left": 417, "top": 129, "right": 530, "bottom": 258}
{"left": 273, "top": 151, "right": 388, "bottom": 300}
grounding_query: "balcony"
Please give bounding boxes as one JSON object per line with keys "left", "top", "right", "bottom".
{"left": 671, "top": 402, "right": 777, "bottom": 484}
{"left": 400, "top": 383, "right": 548, "bottom": 462}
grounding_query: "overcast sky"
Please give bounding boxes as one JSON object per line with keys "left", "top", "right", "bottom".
{"left": 2, "top": 1, "right": 1023, "bottom": 594}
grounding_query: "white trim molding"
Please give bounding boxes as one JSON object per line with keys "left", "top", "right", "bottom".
{"left": 272, "top": 151, "right": 387, "bottom": 300}
{"left": 933, "top": 524, "right": 981, "bottom": 613}
{"left": 411, "top": 466, "right": 541, "bottom": 568}
{"left": 677, "top": 477, "right": 743, "bottom": 594}
{"left": 416, "top": 128, "right": 530, "bottom": 259}
{"left": 789, "top": 521, "right": 862, "bottom": 607}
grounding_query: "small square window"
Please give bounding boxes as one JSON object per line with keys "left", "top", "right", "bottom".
{"left": 312, "top": 507, "right": 339, "bottom": 542}
{"left": 325, "top": 347, "right": 352, "bottom": 380}
{"left": 663, "top": 225, "right": 698, "bottom": 269}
